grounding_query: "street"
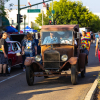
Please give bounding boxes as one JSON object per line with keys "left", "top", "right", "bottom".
{"left": 0, "top": 43, "right": 100, "bottom": 100}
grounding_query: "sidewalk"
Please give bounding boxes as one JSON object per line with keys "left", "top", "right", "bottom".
{"left": 84, "top": 73, "right": 100, "bottom": 100}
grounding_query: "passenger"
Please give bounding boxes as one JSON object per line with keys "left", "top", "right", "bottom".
{"left": 0, "top": 32, "right": 8, "bottom": 76}
{"left": 22, "top": 33, "right": 37, "bottom": 71}
{"left": 43, "top": 32, "right": 58, "bottom": 44}
{"left": 60, "top": 33, "right": 77, "bottom": 45}
{"left": 81, "top": 31, "right": 91, "bottom": 64}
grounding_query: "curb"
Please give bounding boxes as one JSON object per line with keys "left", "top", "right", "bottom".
{"left": 84, "top": 76, "right": 99, "bottom": 100}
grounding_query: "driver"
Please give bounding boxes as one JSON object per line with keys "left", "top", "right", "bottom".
{"left": 43, "top": 32, "right": 58, "bottom": 44}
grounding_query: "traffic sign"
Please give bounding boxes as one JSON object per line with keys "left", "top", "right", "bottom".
{"left": 27, "top": 9, "right": 41, "bottom": 13}
{"left": 49, "top": 16, "right": 51, "bottom": 18}
{"left": 52, "top": 10, "right": 55, "bottom": 14}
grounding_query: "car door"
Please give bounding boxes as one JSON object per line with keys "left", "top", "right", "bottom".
{"left": 12, "top": 43, "right": 19, "bottom": 64}
{"left": 8, "top": 43, "right": 17, "bottom": 66}
{"left": 16, "top": 42, "right": 22, "bottom": 64}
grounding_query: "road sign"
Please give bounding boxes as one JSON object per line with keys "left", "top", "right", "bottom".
{"left": 27, "top": 9, "right": 41, "bottom": 13}
{"left": 52, "top": 10, "right": 55, "bottom": 14}
{"left": 49, "top": 16, "right": 51, "bottom": 18}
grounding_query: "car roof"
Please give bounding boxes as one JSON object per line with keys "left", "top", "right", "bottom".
{"left": 41, "top": 24, "right": 79, "bottom": 31}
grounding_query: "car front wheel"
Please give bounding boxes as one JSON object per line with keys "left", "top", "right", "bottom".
{"left": 26, "top": 66, "right": 34, "bottom": 86}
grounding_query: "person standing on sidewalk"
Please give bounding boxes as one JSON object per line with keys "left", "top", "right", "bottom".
{"left": 0, "top": 32, "right": 8, "bottom": 76}
{"left": 95, "top": 32, "right": 100, "bottom": 62}
{"left": 81, "top": 31, "right": 91, "bottom": 64}
{"left": 22, "top": 33, "right": 37, "bottom": 71}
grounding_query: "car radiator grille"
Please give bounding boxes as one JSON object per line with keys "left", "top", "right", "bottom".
{"left": 44, "top": 50, "right": 60, "bottom": 69}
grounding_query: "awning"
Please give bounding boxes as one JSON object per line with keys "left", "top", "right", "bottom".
{"left": 2, "top": 16, "right": 10, "bottom": 26}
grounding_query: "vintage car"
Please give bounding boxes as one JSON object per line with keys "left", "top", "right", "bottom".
{"left": 25, "top": 25, "right": 86, "bottom": 86}
{"left": 7, "top": 41, "right": 22, "bottom": 73}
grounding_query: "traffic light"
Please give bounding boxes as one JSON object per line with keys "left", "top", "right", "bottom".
{"left": 46, "top": 3, "right": 49, "bottom": 10}
{"left": 49, "top": 20, "right": 52, "bottom": 25}
{"left": 17, "top": 14, "right": 23, "bottom": 23}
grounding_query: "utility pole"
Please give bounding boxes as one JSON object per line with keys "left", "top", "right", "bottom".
{"left": 18, "top": 0, "right": 20, "bottom": 33}
{"left": 52, "top": 0, "right": 53, "bottom": 25}
{"left": 42, "top": 10, "right": 43, "bottom": 25}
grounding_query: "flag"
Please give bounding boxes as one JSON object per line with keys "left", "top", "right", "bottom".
{"left": 43, "top": 0, "right": 45, "bottom": 5}
{"left": 28, "top": 0, "right": 31, "bottom": 6}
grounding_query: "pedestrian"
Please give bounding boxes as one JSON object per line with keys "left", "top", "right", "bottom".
{"left": 91, "top": 31, "right": 93, "bottom": 43}
{"left": 95, "top": 32, "right": 100, "bottom": 62}
{"left": 95, "top": 33, "right": 99, "bottom": 48}
{"left": 21, "top": 35, "right": 27, "bottom": 71}
{"left": 0, "top": 32, "right": 8, "bottom": 76}
{"left": 22, "top": 33, "right": 37, "bottom": 71}
{"left": 81, "top": 31, "right": 91, "bottom": 64}
{"left": 5, "top": 34, "right": 10, "bottom": 41}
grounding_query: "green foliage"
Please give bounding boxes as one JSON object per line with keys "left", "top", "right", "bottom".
{"left": 31, "top": 26, "right": 41, "bottom": 32}
{"left": 35, "top": 0, "right": 100, "bottom": 32}
{"left": 35, "top": 12, "right": 50, "bottom": 26}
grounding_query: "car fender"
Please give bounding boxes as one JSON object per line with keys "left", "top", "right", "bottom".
{"left": 68, "top": 57, "right": 78, "bottom": 65}
{"left": 24, "top": 57, "right": 35, "bottom": 66}
{"left": 24, "top": 57, "right": 44, "bottom": 72}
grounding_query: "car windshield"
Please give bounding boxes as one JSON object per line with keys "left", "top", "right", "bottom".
{"left": 41, "top": 31, "right": 73, "bottom": 45}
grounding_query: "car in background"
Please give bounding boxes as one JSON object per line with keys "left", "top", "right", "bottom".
{"left": 7, "top": 41, "right": 22, "bottom": 73}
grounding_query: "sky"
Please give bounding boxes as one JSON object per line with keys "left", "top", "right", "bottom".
{"left": 5, "top": 0, "right": 100, "bottom": 13}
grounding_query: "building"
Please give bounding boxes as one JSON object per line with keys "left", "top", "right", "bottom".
{"left": 0, "top": 0, "right": 4, "bottom": 13}
{"left": 6, "top": 6, "right": 47, "bottom": 30}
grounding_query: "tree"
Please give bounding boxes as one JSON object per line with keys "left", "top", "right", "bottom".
{"left": 35, "top": 12, "right": 50, "bottom": 26}
{"left": 31, "top": 26, "right": 41, "bottom": 32}
{"left": 35, "top": 0, "right": 100, "bottom": 32}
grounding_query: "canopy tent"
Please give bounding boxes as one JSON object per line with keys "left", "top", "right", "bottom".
{"left": 22, "top": 26, "right": 37, "bottom": 33}
{"left": 11, "top": 26, "right": 23, "bottom": 34}
{"left": 6, "top": 26, "right": 18, "bottom": 32}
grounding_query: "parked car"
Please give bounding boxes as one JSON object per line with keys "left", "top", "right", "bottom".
{"left": 24, "top": 25, "right": 87, "bottom": 86}
{"left": 7, "top": 41, "right": 22, "bottom": 73}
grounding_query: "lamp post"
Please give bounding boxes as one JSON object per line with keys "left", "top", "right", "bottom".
{"left": 24, "top": 15, "right": 26, "bottom": 34}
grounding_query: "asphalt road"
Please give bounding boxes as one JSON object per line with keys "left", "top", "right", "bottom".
{"left": 0, "top": 43, "right": 100, "bottom": 100}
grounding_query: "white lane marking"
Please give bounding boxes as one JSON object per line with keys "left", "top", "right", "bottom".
{"left": 0, "top": 72, "right": 24, "bottom": 84}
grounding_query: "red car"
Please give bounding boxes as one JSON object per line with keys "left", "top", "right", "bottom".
{"left": 7, "top": 41, "right": 23, "bottom": 73}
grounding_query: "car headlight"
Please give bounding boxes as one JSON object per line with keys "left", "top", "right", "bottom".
{"left": 61, "top": 55, "right": 68, "bottom": 61}
{"left": 35, "top": 55, "right": 41, "bottom": 62}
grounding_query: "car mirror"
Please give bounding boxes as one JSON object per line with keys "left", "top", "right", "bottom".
{"left": 77, "top": 32, "right": 80, "bottom": 39}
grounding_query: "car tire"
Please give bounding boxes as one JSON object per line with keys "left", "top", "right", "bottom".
{"left": 71, "top": 64, "right": 78, "bottom": 85}
{"left": 26, "top": 66, "right": 34, "bottom": 86}
{"left": 7, "top": 61, "right": 12, "bottom": 74}
{"left": 44, "top": 76, "right": 49, "bottom": 78}
{"left": 81, "top": 67, "right": 85, "bottom": 78}
{"left": 20, "top": 64, "right": 23, "bottom": 69}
